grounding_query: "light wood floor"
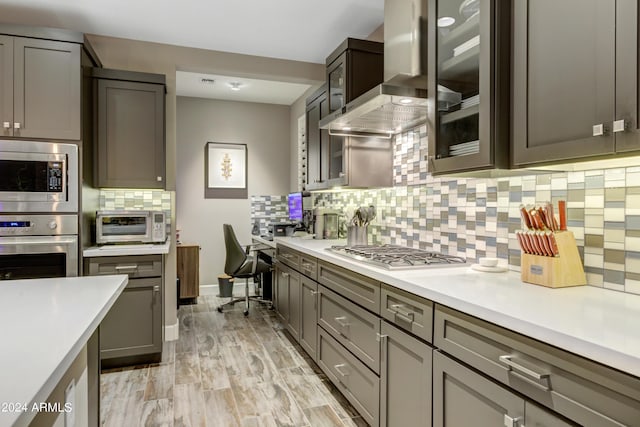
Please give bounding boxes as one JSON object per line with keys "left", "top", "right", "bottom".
{"left": 100, "top": 293, "right": 367, "bottom": 426}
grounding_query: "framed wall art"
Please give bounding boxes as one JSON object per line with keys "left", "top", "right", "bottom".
{"left": 204, "top": 142, "right": 248, "bottom": 199}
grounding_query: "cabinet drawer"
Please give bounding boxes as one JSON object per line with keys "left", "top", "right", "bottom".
{"left": 277, "top": 245, "right": 300, "bottom": 270}
{"left": 318, "top": 259, "right": 380, "bottom": 314}
{"left": 86, "top": 255, "right": 162, "bottom": 278}
{"left": 299, "top": 253, "right": 317, "bottom": 281}
{"left": 434, "top": 305, "right": 640, "bottom": 426}
{"left": 319, "top": 285, "right": 380, "bottom": 374}
{"left": 318, "top": 328, "right": 380, "bottom": 427}
{"left": 381, "top": 283, "right": 433, "bottom": 343}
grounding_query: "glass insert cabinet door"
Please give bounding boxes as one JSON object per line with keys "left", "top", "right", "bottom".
{"left": 428, "top": 0, "right": 509, "bottom": 174}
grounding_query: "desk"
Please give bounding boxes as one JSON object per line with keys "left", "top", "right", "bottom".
{"left": 252, "top": 236, "right": 276, "bottom": 301}
{"left": 177, "top": 243, "right": 200, "bottom": 300}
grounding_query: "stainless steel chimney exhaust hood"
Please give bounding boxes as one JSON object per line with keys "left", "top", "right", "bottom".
{"left": 319, "top": 0, "right": 428, "bottom": 137}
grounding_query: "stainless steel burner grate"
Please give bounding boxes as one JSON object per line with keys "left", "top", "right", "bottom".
{"left": 328, "top": 244, "right": 466, "bottom": 270}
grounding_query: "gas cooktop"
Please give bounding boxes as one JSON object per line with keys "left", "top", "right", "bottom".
{"left": 328, "top": 244, "right": 467, "bottom": 270}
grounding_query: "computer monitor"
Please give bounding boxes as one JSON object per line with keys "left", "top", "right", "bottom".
{"left": 287, "top": 192, "right": 303, "bottom": 222}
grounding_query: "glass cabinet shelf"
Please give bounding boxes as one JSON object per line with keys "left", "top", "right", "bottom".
{"left": 440, "top": 45, "right": 480, "bottom": 80}
{"left": 441, "top": 104, "right": 479, "bottom": 125}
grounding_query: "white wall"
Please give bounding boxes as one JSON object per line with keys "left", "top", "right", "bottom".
{"left": 177, "top": 96, "right": 291, "bottom": 285}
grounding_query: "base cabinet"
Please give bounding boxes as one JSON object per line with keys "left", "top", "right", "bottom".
{"left": 274, "top": 262, "right": 300, "bottom": 341}
{"left": 380, "top": 321, "right": 432, "bottom": 427}
{"left": 433, "top": 351, "right": 573, "bottom": 427}
{"left": 299, "top": 275, "right": 318, "bottom": 360}
{"left": 85, "top": 255, "right": 163, "bottom": 366}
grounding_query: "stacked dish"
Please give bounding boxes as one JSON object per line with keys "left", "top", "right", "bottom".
{"left": 461, "top": 94, "right": 479, "bottom": 109}
{"left": 453, "top": 35, "right": 480, "bottom": 57}
{"left": 449, "top": 140, "right": 479, "bottom": 157}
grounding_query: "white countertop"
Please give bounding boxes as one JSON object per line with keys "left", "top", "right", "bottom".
{"left": 275, "top": 237, "right": 640, "bottom": 379}
{"left": 0, "top": 275, "right": 128, "bottom": 427}
{"left": 83, "top": 240, "right": 171, "bottom": 257}
{"left": 251, "top": 235, "right": 277, "bottom": 249}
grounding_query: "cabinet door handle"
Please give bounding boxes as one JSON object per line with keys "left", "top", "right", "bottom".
{"left": 115, "top": 264, "right": 138, "bottom": 271}
{"left": 613, "top": 119, "right": 627, "bottom": 133}
{"left": 2, "top": 122, "right": 10, "bottom": 129}
{"left": 592, "top": 123, "right": 606, "bottom": 136}
{"left": 301, "top": 262, "right": 314, "bottom": 270}
{"left": 153, "top": 286, "right": 160, "bottom": 292}
{"left": 503, "top": 415, "right": 524, "bottom": 427}
{"left": 334, "top": 363, "right": 349, "bottom": 378}
{"left": 281, "top": 272, "right": 289, "bottom": 278}
{"left": 391, "top": 304, "right": 415, "bottom": 323}
{"left": 157, "top": 176, "right": 163, "bottom": 182}
{"left": 499, "top": 355, "right": 548, "bottom": 380}
{"left": 309, "top": 289, "right": 318, "bottom": 295}
{"left": 13, "top": 122, "right": 21, "bottom": 130}
{"left": 338, "top": 172, "right": 345, "bottom": 178}
{"left": 334, "top": 316, "right": 350, "bottom": 328}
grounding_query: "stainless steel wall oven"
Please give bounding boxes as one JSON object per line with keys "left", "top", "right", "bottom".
{"left": 0, "top": 215, "right": 78, "bottom": 280}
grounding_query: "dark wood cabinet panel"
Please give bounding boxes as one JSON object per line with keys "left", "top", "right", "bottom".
{"left": 94, "top": 71, "right": 165, "bottom": 188}
{"left": 0, "top": 35, "right": 80, "bottom": 140}
{"left": 0, "top": 35, "right": 12, "bottom": 138}
{"left": 177, "top": 244, "right": 200, "bottom": 299}
{"left": 512, "top": 0, "right": 616, "bottom": 166}
{"left": 428, "top": 0, "right": 510, "bottom": 175}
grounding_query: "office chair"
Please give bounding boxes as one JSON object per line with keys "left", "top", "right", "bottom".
{"left": 217, "top": 224, "right": 272, "bottom": 316}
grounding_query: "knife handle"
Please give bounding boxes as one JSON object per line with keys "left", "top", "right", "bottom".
{"left": 520, "top": 206, "right": 533, "bottom": 230}
{"left": 558, "top": 200, "right": 567, "bottom": 231}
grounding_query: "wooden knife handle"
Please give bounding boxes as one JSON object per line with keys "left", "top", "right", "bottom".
{"left": 558, "top": 200, "right": 567, "bottom": 231}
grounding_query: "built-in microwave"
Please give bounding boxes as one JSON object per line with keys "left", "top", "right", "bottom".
{"left": 0, "top": 140, "right": 78, "bottom": 212}
{"left": 96, "top": 210, "right": 166, "bottom": 244}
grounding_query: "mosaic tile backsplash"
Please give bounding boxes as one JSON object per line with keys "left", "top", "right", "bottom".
{"left": 250, "top": 195, "right": 289, "bottom": 235}
{"left": 99, "top": 190, "right": 173, "bottom": 228}
{"left": 251, "top": 125, "right": 640, "bottom": 296}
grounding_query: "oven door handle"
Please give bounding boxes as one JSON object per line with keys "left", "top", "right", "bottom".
{"left": 0, "top": 236, "right": 78, "bottom": 246}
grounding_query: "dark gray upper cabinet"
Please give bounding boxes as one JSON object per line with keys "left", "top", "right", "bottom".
{"left": 305, "top": 84, "right": 329, "bottom": 190}
{"left": 427, "top": 0, "right": 510, "bottom": 175}
{"left": 512, "top": 0, "right": 640, "bottom": 166}
{"left": 0, "top": 35, "right": 81, "bottom": 140}
{"left": 325, "top": 38, "right": 383, "bottom": 113}
{"left": 93, "top": 68, "right": 166, "bottom": 189}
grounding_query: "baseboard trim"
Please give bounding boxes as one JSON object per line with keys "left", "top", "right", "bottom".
{"left": 164, "top": 319, "right": 179, "bottom": 341}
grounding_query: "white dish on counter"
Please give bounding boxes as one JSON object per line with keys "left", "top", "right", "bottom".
{"left": 471, "top": 264, "right": 508, "bottom": 273}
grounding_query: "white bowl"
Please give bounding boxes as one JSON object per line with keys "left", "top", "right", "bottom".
{"left": 478, "top": 257, "right": 499, "bottom": 267}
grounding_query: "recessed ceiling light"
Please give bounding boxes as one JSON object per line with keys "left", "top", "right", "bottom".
{"left": 437, "top": 16, "right": 456, "bottom": 27}
{"left": 228, "top": 81, "right": 243, "bottom": 91}
{"left": 200, "top": 78, "right": 215, "bottom": 85}
{"left": 399, "top": 98, "right": 413, "bottom": 104}
{"left": 343, "top": 127, "right": 351, "bottom": 131}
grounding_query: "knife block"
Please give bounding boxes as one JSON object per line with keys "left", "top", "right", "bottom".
{"left": 520, "top": 231, "right": 586, "bottom": 288}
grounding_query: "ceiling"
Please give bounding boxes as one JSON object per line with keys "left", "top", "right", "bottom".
{"left": 176, "top": 71, "right": 312, "bottom": 105}
{"left": 0, "top": 0, "right": 384, "bottom": 64}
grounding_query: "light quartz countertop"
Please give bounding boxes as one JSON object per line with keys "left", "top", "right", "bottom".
{"left": 251, "top": 235, "right": 277, "bottom": 249}
{"left": 0, "top": 275, "right": 128, "bottom": 427}
{"left": 83, "top": 240, "right": 171, "bottom": 257}
{"left": 275, "top": 236, "right": 640, "bottom": 379}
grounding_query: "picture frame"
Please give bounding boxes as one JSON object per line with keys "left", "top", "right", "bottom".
{"left": 204, "top": 142, "right": 248, "bottom": 199}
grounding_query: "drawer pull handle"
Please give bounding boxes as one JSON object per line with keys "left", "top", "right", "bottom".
{"left": 153, "top": 286, "right": 160, "bottom": 292}
{"left": 499, "top": 355, "right": 550, "bottom": 382}
{"left": 281, "top": 272, "right": 289, "bottom": 278}
{"left": 334, "top": 363, "right": 349, "bottom": 377}
{"left": 302, "top": 262, "right": 314, "bottom": 270}
{"left": 309, "top": 290, "right": 319, "bottom": 295}
{"left": 334, "top": 316, "right": 350, "bottom": 328}
{"left": 115, "top": 264, "right": 138, "bottom": 271}
{"left": 376, "top": 333, "right": 388, "bottom": 342}
{"left": 391, "top": 304, "right": 415, "bottom": 323}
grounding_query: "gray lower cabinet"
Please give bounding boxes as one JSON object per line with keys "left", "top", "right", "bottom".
{"left": 92, "top": 68, "right": 166, "bottom": 188}
{"left": 274, "top": 262, "right": 300, "bottom": 341}
{"left": 434, "top": 351, "right": 572, "bottom": 427}
{"left": 318, "top": 328, "right": 380, "bottom": 427}
{"left": 299, "top": 275, "right": 318, "bottom": 360}
{"left": 380, "top": 321, "right": 432, "bottom": 427}
{"left": 85, "top": 255, "right": 163, "bottom": 365}
{"left": 434, "top": 304, "right": 640, "bottom": 426}
{"left": 0, "top": 34, "right": 81, "bottom": 140}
